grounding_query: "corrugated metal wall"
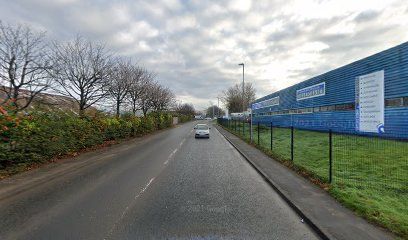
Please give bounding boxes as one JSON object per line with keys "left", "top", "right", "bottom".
{"left": 253, "top": 41, "right": 408, "bottom": 138}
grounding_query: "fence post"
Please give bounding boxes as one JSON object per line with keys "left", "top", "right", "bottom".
{"left": 329, "top": 129, "right": 333, "bottom": 183}
{"left": 270, "top": 122, "right": 273, "bottom": 150}
{"left": 257, "top": 122, "right": 260, "bottom": 145}
{"left": 243, "top": 119, "right": 245, "bottom": 137}
{"left": 238, "top": 119, "right": 241, "bottom": 134}
{"left": 291, "top": 126, "right": 294, "bottom": 161}
{"left": 239, "top": 119, "right": 241, "bottom": 134}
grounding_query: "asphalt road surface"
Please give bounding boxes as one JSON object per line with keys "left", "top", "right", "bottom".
{"left": 0, "top": 121, "right": 319, "bottom": 240}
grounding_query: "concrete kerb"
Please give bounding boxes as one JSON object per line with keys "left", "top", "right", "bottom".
{"left": 214, "top": 124, "right": 331, "bottom": 240}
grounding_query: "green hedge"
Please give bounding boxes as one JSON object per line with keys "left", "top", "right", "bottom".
{"left": 178, "top": 114, "right": 193, "bottom": 123}
{"left": 0, "top": 109, "right": 188, "bottom": 169}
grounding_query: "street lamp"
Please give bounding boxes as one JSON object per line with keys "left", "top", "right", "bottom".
{"left": 238, "top": 63, "right": 245, "bottom": 112}
{"left": 217, "top": 97, "right": 220, "bottom": 117}
{"left": 238, "top": 63, "right": 252, "bottom": 142}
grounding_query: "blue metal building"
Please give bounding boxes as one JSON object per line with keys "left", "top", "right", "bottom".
{"left": 252, "top": 42, "right": 408, "bottom": 138}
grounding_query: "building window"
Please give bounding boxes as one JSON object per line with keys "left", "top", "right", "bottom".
{"left": 385, "top": 98, "right": 403, "bottom": 107}
{"left": 254, "top": 102, "right": 357, "bottom": 117}
{"left": 335, "top": 103, "right": 355, "bottom": 111}
{"left": 299, "top": 108, "right": 313, "bottom": 113}
{"left": 403, "top": 97, "right": 408, "bottom": 107}
{"left": 320, "top": 106, "right": 329, "bottom": 112}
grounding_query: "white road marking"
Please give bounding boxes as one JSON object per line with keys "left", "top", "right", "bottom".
{"left": 164, "top": 138, "right": 186, "bottom": 166}
{"left": 135, "top": 177, "right": 155, "bottom": 199}
{"left": 105, "top": 177, "right": 156, "bottom": 239}
{"left": 164, "top": 146, "right": 181, "bottom": 165}
{"left": 179, "top": 138, "right": 186, "bottom": 147}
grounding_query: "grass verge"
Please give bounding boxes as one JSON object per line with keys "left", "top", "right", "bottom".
{"left": 221, "top": 122, "right": 407, "bottom": 238}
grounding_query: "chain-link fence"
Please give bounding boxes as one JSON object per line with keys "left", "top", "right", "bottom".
{"left": 218, "top": 118, "right": 408, "bottom": 195}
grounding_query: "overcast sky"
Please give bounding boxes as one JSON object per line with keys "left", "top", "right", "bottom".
{"left": 1, "top": 0, "right": 407, "bottom": 110}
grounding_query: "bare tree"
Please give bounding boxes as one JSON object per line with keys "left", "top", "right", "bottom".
{"left": 0, "top": 22, "right": 52, "bottom": 112}
{"left": 127, "top": 66, "right": 152, "bottom": 116}
{"left": 138, "top": 81, "right": 156, "bottom": 117}
{"left": 150, "top": 84, "right": 175, "bottom": 112}
{"left": 223, "top": 82, "right": 256, "bottom": 113}
{"left": 107, "top": 58, "right": 132, "bottom": 117}
{"left": 51, "top": 36, "right": 112, "bottom": 116}
{"left": 176, "top": 103, "right": 196, "bottom": 115}
{"left": 206, "top": 105, "right": 224, "bottom": 118}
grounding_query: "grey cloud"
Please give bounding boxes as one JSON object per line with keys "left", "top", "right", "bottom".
{"left": 354, "top": 10, "right": 380, "bottom": 23}
{"left": 0, "top": 0, "right": 406, "bottom": 109}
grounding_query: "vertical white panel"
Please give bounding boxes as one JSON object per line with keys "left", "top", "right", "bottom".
{"left": 356, "top": 70, "right": 385, "bottom": 133}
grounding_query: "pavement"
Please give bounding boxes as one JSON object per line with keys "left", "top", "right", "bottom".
{"left": 0, "top": 121, "right": 319, "bottom": 240}
{"left": 215, "top": 124, "right": 395, "bottom": 240}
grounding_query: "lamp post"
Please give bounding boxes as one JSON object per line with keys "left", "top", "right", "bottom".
{"left": 238, "top": 63, "right": 251, "bottom": 141}
{"left": 217, "top": 97, "right": 220, "bottom": 117}
{"left": 238, "top": 63, "right": 245, "bottom": 112}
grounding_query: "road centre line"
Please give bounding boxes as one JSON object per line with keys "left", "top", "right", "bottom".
{"left": 135, "top": 177, "right": 155, "bottom": 199}
{"left": 179, "top": 138, "right": 186, "bottom": 147}
{"left": 164, "top": 149, "right": 177, "bottom": 165}
{"left": 105, "top": 177, "right": 156, "bottom": 239}
{"left": 164, "top": 138, "right": 186, "bottom": 165}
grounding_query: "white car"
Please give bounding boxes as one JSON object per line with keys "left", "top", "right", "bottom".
{"left": 194, "top": 124, "right": 210, "bottom": 138}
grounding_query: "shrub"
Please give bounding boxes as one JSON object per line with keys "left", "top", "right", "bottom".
{"left": 0, "top": 108, "right": 191, "bottom": 170}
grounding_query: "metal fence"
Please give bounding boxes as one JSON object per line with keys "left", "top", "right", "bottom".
{"left": 217, "top": 118, "right": 408, "bottom": 195}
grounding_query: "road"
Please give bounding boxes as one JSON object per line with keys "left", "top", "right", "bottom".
{"left": 0, "top": 121, "right": 318, "bottom": 240}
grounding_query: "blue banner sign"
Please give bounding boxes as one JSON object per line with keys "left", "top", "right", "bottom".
{"left": 296, "top": 82, "right": 326, "bottom": 101}
{"left": 252, "top": 96, "right": 279, "bottom": 110}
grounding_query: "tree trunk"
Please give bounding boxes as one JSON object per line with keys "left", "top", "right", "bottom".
{"left": 132, "top": 102, "right": 137, "bottom": 116}
{"left": 116, "top": 100, "right": 120, "bottom": 118}
{"left": 79, "top": 109, "right": 85, "bottom": 117}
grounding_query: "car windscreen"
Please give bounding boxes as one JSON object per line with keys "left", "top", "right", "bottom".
{"left": 196, "top": 125, "right": 208, "bottom": 130}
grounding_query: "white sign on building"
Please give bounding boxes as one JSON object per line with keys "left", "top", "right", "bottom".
{"left": 296, "top": 82, "right": 326, "bottom": 101}
{"left": 252, "top": 96, "right": 279, "bottom": 110}
{"left": 355, "top": 70, "right": 385, "bottom": 133}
